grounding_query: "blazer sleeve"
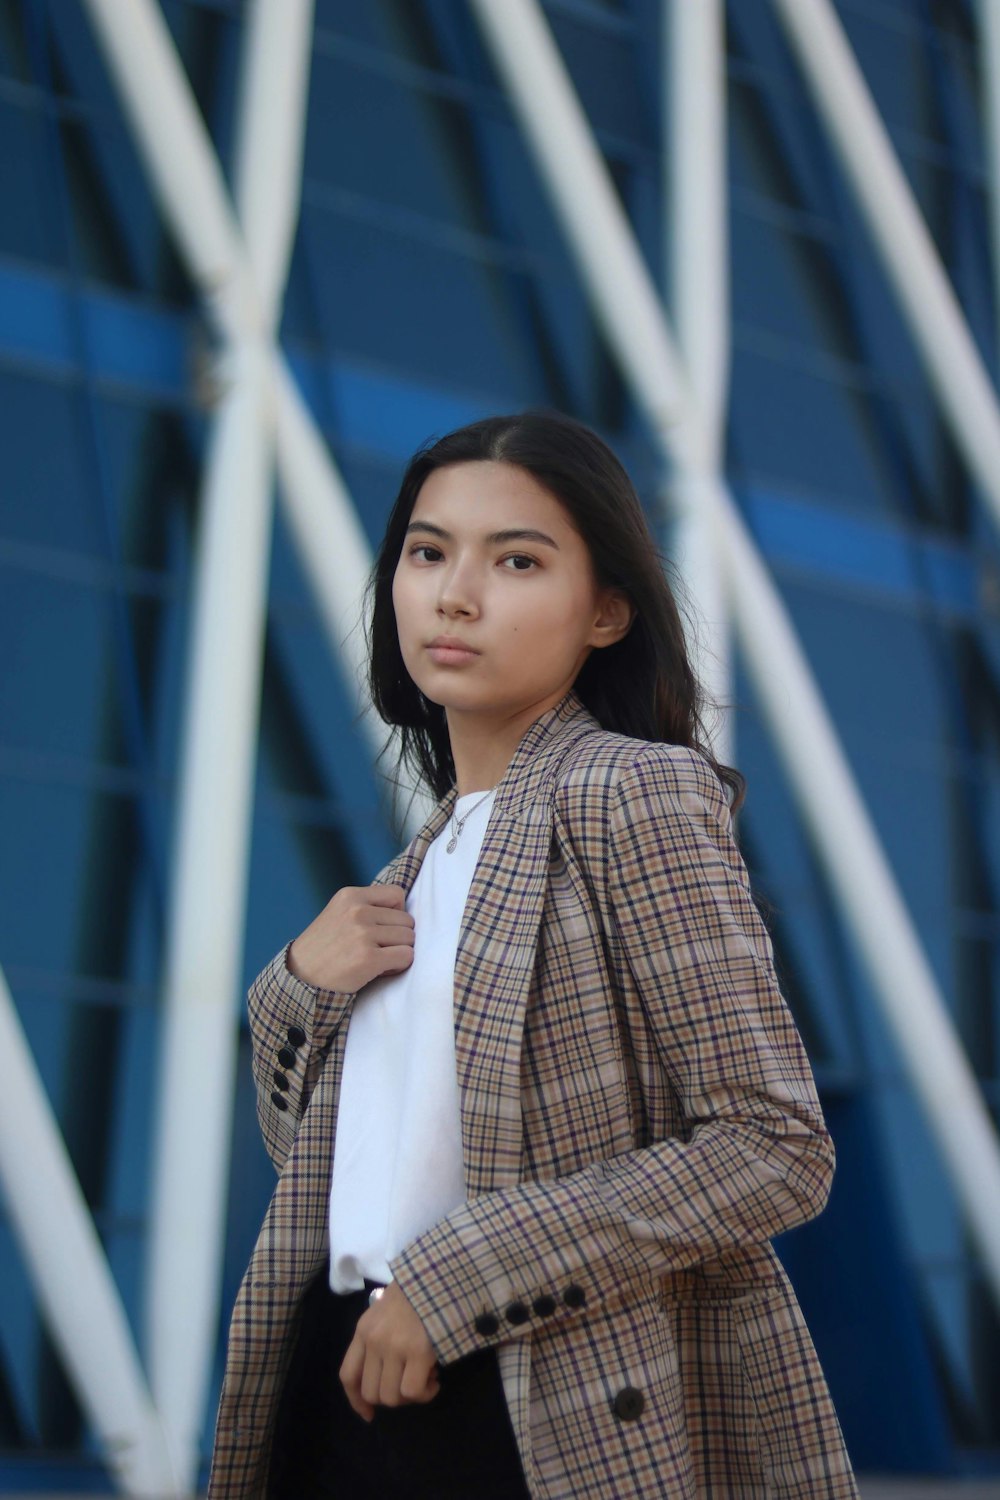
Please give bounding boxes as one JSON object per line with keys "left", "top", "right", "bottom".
{"left": 248, "top": 941, "right": 354, "bottom": 1174}
{"left": 386, "top": 743, "right": 836, "bottom": 1365}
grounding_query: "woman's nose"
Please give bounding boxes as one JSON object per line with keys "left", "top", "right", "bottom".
{"left": 436, "top": 567, "right": 479, "bottom": 615}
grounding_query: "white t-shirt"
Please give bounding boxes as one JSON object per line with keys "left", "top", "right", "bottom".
{"left": 327, "top": 786, "right": 498, "bottom": 1292}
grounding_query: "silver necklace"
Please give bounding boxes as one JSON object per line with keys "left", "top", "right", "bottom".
{"left": 446, "top": 786, "right": 497, "bottom": 853}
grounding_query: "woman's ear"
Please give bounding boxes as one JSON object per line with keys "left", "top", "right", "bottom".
{"left": 591, "top": 589, "right": 636, "bottom": 650}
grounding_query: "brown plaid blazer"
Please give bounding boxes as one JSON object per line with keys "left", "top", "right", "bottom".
{"left": 207, "top": 687, "right": 859, "bottom": 1498}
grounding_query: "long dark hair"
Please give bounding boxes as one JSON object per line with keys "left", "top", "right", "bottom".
{"left": 362, "top": 409, "right": 745, "bottom": 813}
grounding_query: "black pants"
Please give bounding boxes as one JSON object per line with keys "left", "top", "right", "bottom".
{"left": 267, "top": 1263, "right": 532, "bottom": 1499}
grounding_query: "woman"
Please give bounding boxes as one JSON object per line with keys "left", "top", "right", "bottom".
{"left": 208, "top": 410, "right": 859, "bottom": 1498}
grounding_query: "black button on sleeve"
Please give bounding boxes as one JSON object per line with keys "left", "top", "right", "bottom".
{"left": 473, "top": 1312, "right": 500, "bottom": 1337}
{"left": 562, "top": 1283, "right": 586, "bottom": 1309}
{"left": 270, "top": 1091, "right": 289, "bottom": 1112}
{"left": 287, "top": 1025, "right": 307, "bottom": 1047}
{"left": 504, "top": 1301, "right": 530, "bottom": 1326}
{"left": 612, "top": 1386, "right": 646, "bottom": 1422}
{"left": 532, "top": 1294, "right": 557, "bottom": 1317}
{"left": 272, "top": 1070, "right": 290, "bottom": 1091}
{"left": 276, "top": 1046, "right": 297, "bottom": 1069}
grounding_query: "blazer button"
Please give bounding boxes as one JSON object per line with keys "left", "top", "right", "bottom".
{"left": 474, "top": 1312, "right": 500, "bottom": 1337}
{"left": 287, "top": 1025, "right": 307, "bottom": 1047}
{"left": 532, "top": 1295, "right": 557, "bottom": 1317}
{"left": 277, "top": 1046, "right": 297, "bottom": 1069}
{"left": 270, "top": 1091, "right": 289, "bottom": 1112}
{"left": 562, "top": 1283, "right": 586, "bottom": 1309}
{"left": 612, "top": 1386, "right": 645, "bottom": 1422}
{"left": 504, "top": 1300, "right": 530, "bottom": 1325}
{"left": 273, "top": 1070, "right": 290, "bottom": 1091}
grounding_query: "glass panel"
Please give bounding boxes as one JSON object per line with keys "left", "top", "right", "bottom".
{"left": 313, "top": 0, "right": 424, "bottom": 56}
{"left": 0, "top": 568, "right": 130, "bottom": 764}
{"left": 95, "top": 396, "right": 201, "bottom": 575}
{"left": 303, "top": 51, "right": 490, "bottom": 233}
{"left": 0, "top": 778, "right": 146, "bottom": 978}
{"left": 728, "top": 345, "right": 896, "bottom": 519}
{"left": 0, "top": 0, "right": 31, "bottom": 82}
{"left": 0, "top": 99, "right": 63, "bottom": 266}
{"left": 730, "top": 207, "right": 856, "bottom": 361}
{"left": 0, "top": 370, "right": 106, "bottom": 555}
{"left": 298, "top": 203, "right": 546, "bottom": 397}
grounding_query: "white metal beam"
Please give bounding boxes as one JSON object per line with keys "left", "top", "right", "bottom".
{"left": 0, "top": 969, "right": 175, "bottom": 1495}
{"left": 142, "top": 1, "right": 310, "bottom": 1487}
{"left": 664, "top": 0, "right": 734, "bottom": 768}
{"left": 771, "top": 0, "right": 1000, "bottom": 537}
{"left": 467, "top": 0, "right": 1000, "bottom": 1312}
{"left": 145, "top": 339, "right": 275, "bottom": 1488}
{"left": 975, "top": 0, "right": 1000, "bottom": 367}
{"left": 233, "top": 0, "right": 314, "bottom": 324}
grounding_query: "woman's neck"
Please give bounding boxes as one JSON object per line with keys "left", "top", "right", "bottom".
{"left": 445, "top": 695, "right": 558, "bottom": 798}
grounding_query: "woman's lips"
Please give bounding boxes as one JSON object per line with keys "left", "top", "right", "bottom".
{"left": 426, "top": 644, "right": 480, "bottom": 664}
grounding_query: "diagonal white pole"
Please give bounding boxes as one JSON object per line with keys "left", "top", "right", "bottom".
{"left": 975, "top": 0, "right": 1000, "bottom": 369}
{"left": 80, "top": 0, "right": 426, "bottom": 833}
{"left": 141, "top": 0, "right": 311, "bottom": 1486}
{"left": 664, "top": 0, "right": 734, "bottom": 769}
{"left": 771, "top": 0, "right": 1000, "bottom": 535}
{"left": 145, "top": 338, "right": 275, "bottom": 1491}
{"left": 0, "top": 969, "right": 175, "bottom": 1495}
{"left": 467, "top": 0, "right": 1000, "bottom": 1312}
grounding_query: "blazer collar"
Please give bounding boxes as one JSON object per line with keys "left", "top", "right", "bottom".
{"left": 374, "top": 685, "right": 602, "bottom": 897}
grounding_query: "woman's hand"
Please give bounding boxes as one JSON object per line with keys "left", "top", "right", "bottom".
{"left": 339, "top": 1281, "right": 441, "bottom": 1421}
{"left": 287, "top": 883, "right": 415, "bottom": 993}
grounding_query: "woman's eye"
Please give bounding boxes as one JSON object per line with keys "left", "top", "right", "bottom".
{"left": 409, "top": 544, "right": 441, "bottom": 562}
{"left": 502, "top": 554, "right": 538, "bottom": 571}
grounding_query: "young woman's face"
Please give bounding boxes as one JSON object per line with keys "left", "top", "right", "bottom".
{"left": 392, "top": 460, "right": 629, "bottom": 719}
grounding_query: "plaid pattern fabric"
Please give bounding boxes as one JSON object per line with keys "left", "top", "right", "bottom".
{"left": 207, "top": 688, "right": 859, "bottom": 1498}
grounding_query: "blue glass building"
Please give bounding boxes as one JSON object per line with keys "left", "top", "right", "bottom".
{"left": 0, "top": 0, "right": 998, "bottom": 1489}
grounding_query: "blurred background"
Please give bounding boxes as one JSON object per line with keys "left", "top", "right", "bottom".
{"left": 2, "top": 0, "right": 1000, "bottom": 1494}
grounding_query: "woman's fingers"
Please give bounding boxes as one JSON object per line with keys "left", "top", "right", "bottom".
{"left": 360, "top": 1352, "right": 385, "bottom": 1408}
{"left": 340, "top": 1340, "right": 441, "bottom": 1417}
{"left": 339, "top": 1284, "right": 441, "bottom": 1416}
{"left": 400, "top": 1361, "right": 441, "bottom": 1404}
{"left": 338, "top": 1339, "right": 375, "bottom": 1422}
{"left": 377, "top": 1354, "right": 407, "bottom": 1406}
{"left": 288, "top": 882, "right": 414, "bottom": 992}
{"left": 380, "top": 944, "right": 416, "bottom": 976}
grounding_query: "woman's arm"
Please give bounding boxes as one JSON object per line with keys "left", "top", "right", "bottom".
{"left": 247, "top": 942, "right": 352, "bottom": 1174}
{"left": 249, "top": 882, "right": 415, "bottom": 1172}
{"left": 386, "top": 744, "right": 835, "bottom": 1364}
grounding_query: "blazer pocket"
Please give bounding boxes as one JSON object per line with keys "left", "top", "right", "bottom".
{"left": 661, "top": 1288, "right": 770, "bottom": 1495}
{"left": 730, "top": 1277, "right": 858, "bottom": 1497}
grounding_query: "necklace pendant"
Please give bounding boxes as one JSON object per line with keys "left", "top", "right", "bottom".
{"left": 446, "top": 834, "right": 458, "bottom": 853}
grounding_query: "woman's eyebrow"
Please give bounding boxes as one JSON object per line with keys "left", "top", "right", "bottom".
{"left": 404, "top": 520, "right": 560, "bottom": 549}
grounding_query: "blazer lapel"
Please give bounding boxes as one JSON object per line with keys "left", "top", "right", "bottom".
{"left": 455, "top": 689, "right": 601, "bottom": 1198}
{"left": 371, "top": 688, "right": 602, "bottom": 1200}
{"left": 452, "top": 790, "right": 553, "bottom": 1198}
